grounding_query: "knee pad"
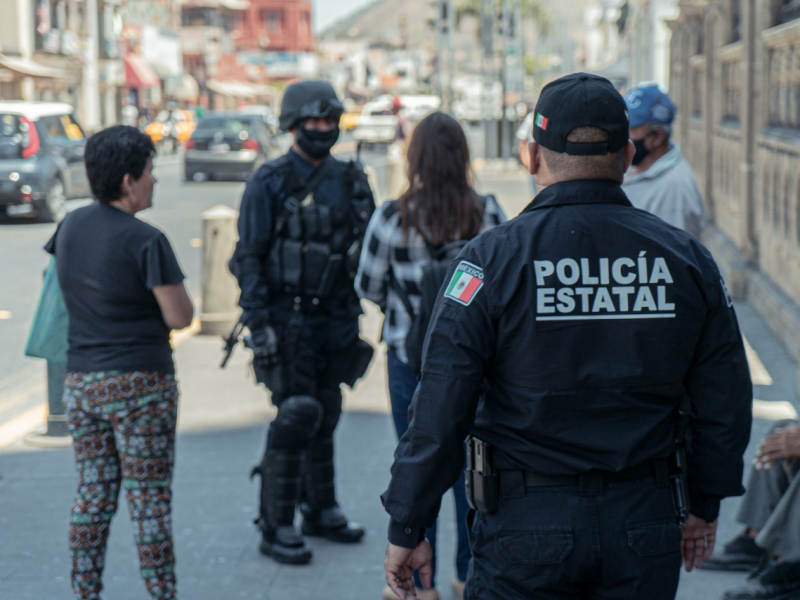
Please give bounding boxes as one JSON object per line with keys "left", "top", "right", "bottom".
{"left": 270, "top": 395, "right": 323, "bottom": 450}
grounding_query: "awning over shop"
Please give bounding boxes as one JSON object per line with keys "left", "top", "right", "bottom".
{"left": 0, "top": 54, "right": 64, "bottom": 79}
{"left": 124, "top": 54, "right": 160, "bottom": 89}
{"left": 179, "top": 0, "right": 250, "bottom": 10}
{"left": 167, "top": 73, "right": 200, "bottom": 101}
{"left": 207, "top": 80, "right": 275, "bottom": 98}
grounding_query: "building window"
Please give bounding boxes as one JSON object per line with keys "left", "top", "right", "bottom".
{"left": 779, "top": 0, "right": 800, "bottom": 24}
{"left": 263, "top": 10, "right": 282, "bottom": 33}
{"left": 730, "top": 0, "right": 741, "bottom": 43}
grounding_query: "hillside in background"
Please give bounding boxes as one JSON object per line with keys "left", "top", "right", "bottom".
{"left": 320, "top": 0, "right": 597, "bottom": 64}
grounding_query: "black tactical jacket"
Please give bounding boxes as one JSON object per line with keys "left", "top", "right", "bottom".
{"left": 382, "top": 179, "right": 752, "bottom": 548}
{"left": 234, "top": 149, "right": 375, "bottom": 322}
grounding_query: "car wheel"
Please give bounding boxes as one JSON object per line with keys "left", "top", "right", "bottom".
{"left": 37, "top": 178, "right": 67, "bottom": 223}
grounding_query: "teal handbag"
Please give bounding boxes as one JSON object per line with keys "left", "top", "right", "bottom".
{"left": 24, "top": 255, "right": 68, "bottom": 364}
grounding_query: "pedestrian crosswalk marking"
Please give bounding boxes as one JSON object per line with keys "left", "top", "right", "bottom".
{"left": 753, "top": 400, "right": 797, "bottom": 420}
{"left": 743, "top": 337, "right": 773, "bottom": 386}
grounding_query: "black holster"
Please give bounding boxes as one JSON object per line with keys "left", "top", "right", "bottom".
{"left": 245, "top": 335, "right": 287, "bottom": 395}
{"left": 465, "top": 435, "right": 499, "bottom": 514}
{"left": 669, "top": 396, "right": 692, "bottom": 525}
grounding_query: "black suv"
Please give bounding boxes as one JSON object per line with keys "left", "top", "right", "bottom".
{"left": 0, "top": 101, "right": 90, "bottom": 222}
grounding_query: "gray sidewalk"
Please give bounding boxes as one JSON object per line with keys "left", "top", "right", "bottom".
{"left": 0, "top": 164, "right": 797, "bottom": 599}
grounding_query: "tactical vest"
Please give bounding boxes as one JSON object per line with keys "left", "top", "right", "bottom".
{"left": 264, "top": 155, "right": 375, "bottom": 303}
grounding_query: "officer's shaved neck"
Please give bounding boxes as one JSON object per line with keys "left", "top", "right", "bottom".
{"left": 530, "top": 127, "right": 636, "bottom": 186}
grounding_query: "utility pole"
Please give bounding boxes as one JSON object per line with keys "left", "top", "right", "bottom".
{"left": 480, "top": 0, "right": 497, "bottom": 159}
{"left": 500, "top": 0, "right": 523, "bottom": 159}
{"left": 500, "top": 0, "right": 510, "bottom": 159}
{"left": 436, "top": 0, "right": 455, "bottom": 113}
{"left": 447, "top": 0, "right": 455, "bottom": 115}
{"left": 82, "top": 0, "right": 101, "bottom": 131}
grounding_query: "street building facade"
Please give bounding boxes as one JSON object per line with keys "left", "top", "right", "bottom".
{"left": 669, "top": 0, "right": 800, "bottom": 386}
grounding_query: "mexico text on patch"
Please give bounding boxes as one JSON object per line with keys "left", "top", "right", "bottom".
{"left": 444, "top": 261, "right": 484, "bottom": 306}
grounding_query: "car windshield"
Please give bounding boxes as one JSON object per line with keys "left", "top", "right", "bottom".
{"left": 197, "top": 117, "right": 253, "bottom": 133}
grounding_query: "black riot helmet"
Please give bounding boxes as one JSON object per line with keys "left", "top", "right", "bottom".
{"left": 279, "top": 80, "right": 344, "bottom": 131}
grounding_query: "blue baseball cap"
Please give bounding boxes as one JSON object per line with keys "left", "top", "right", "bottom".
{"left": 624, "top": 84, "right": 675, "bottom": 128}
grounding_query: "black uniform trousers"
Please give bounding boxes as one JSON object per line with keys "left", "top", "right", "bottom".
{"left": 465, "top": 473, "right": 682, "bottom": 600}
{"left": 266, "top": 309, "right": 360, "bottom": 449}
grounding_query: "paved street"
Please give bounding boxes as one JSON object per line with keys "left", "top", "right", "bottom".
{"left": 0, "top": 144, "right": 797, "bottom": 599}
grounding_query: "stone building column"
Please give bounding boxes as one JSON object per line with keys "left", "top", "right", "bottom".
{"left": 739, "top": 0, "right": 758, "bottom": 263}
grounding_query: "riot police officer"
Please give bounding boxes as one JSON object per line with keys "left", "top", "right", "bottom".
{"left": 232, "top": 80, "right": 376, "bottom": 565}
{"left": 382, "top": 74, "right": 753, "bottom": 599}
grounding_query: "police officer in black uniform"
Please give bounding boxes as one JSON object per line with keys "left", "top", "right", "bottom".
{"left": 381, "top": 73, "right": 753, "bottom": 599}
{"left": 232, "top": 80, "right": 375, "bottom": 565}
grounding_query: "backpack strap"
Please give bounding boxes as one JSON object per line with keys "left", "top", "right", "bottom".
{"left": 388, "top": 270, "right": 416, "bottom": 318}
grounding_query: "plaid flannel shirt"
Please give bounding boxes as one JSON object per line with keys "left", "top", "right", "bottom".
{"left": 355, "top": 194, "right": 507, "bottom": 363}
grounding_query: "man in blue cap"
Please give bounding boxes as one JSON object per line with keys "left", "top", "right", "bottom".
{"left": 622, "top": 83, "right": 707, "bottom": 239}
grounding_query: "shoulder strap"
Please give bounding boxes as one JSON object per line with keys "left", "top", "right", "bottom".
{"left": 389, "top": 271, "right": 416, "bottom": 318}
{"left": 273, "top": 155, "right": 335, "bottom": 239}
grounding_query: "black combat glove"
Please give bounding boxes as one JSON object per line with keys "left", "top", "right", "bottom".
{"left": 242, "top": 308, "right": 270, "bottom": 330}
{"left": 249, "top": 324, "right": 280, "bottom": 370}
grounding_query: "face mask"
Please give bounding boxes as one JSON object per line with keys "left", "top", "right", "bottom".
{"left": 297, "top": 126, "right": 340, "bottom": 159}
{"left": 631, "top": 138, "right": 650, "bottom": 166}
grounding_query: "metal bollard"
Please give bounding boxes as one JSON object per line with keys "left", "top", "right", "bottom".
{"left": 45, "top": 360, "right": 68, "bottom": 437}
{"left": 386, "top": 142, "right": 407, "bottom": 200}
{"left": 199, "top": 205, "right": 241, "bottom": 336}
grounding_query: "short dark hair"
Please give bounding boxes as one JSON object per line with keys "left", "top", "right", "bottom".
{"left": 541, "top": 126, "right": 626, "bottom": 181}
{"left": 84, "top": 125, "right": 155, "bottom": 203}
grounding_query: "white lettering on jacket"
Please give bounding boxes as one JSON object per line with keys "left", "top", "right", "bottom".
{"left": 532, "top": 253, "right": 676, "bottom": 321}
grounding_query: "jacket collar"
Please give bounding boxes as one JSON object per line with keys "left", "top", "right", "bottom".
{"left": 521, "top": 179, "right": 632, "bottom": 214}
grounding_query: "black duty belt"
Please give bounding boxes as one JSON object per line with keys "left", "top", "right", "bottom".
{"left": 270, "top": 294, "right": 352, "bottom": 313}
{"left": 522, "top": 458, "right": 669, "bottom": 488}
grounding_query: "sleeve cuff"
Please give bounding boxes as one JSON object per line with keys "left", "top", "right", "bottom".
{"left": 688, "top": 489, "right": 721, "bottom": 522}
{"left": 388, "top": 519, "right": 425, "bottom": 549}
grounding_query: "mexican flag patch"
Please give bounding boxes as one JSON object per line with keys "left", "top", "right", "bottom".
{"left": 444, "top": 261, "right": 485, "bottom": 306}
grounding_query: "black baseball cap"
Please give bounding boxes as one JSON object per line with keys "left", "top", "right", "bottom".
{"left": 532, "top": 73, "right": 629, "bottom": 155}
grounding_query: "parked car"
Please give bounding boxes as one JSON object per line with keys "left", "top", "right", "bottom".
{"left": 145, "top": 108, "right": 196, "bottom": 153}
{"left": 352, "top": 98, "right": 397, "bottom": 147}
{"left": 237, "top": 104, "right": 280, "bottom": 134}
{"left": 0, "top": 101, "right": 90, "bottom": 222}
{"left": 183, "top": 112, "right": 274, "bottom": 181}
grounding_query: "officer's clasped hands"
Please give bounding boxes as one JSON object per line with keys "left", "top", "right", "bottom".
{"left": 384, "top": 541, "right": 433, "bottom": 600}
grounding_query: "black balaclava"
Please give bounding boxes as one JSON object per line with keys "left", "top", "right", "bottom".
{"left": 297, "top": 125, "right": 340, "bottom": 160}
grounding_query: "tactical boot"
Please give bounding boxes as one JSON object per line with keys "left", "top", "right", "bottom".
{"left": 299, "top": 437, "right": 365, "bottom": 543}
{"left": 722, "top": 559, "right": 800, "bottom": 599}
{"left": 703, "top": 531, "right": 767, "bottom": 572}
{"left": 251, "top": 450, "right": 312, "bottom": 565}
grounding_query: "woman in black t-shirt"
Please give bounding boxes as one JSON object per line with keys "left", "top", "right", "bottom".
{"left": 46, "top": 126, "right": 193, "bottom": 600}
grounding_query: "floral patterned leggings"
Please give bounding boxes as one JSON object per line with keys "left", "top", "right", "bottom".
{"left": 64, "top": 371, "right": 179, "bottom": 600}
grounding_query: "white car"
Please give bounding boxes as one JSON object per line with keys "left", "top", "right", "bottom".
{"left": 352, "top": 99, "right": 398, "bottom": 147}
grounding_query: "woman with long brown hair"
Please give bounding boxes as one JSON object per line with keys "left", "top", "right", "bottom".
{"left": 356, "top": 111, "right": 506, "bottom": 600}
